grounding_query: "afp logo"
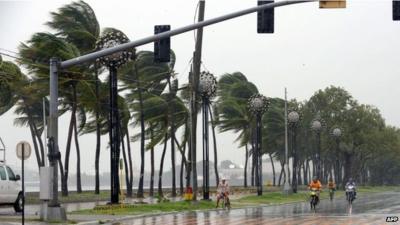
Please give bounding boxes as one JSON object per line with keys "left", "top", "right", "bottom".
{"left": 386, "top": 216, "right": 399, "bottom": 222}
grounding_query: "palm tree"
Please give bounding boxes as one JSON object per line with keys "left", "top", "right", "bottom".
{"left": 46, "top": 0, "right": 101, "bottom": 194}
{"left": 0, "top": 59, "right": 46, "bottom": 169}
{"left": 120, "top": 50, "right": 175, "bottom": 198}
{"left": 216, "top": 72, "right": 258, "bottom": 187}
{"left": 18, "top": 32, "right": 89, "bottom": 196}
{"left": 261, "top": 98, "right": 285, "bottom": 186}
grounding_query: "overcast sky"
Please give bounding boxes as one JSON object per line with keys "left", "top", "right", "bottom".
{"left": 1, "top": 0, "right": 400, "bottom": 178}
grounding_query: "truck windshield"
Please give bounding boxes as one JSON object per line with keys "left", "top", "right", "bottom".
{"left": 6, "top": 166, "right": 16, "bottom": 181}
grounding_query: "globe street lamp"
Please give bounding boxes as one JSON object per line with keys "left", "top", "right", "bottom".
{"left": 332, "top": 128, "right": 342, "bottom": 185}
{"left": 311, "top": 115, "right": 324, "bottom": 180}
{"left": 248, "top": 94, "right": 269, "bottom": 196}
{"left": 288, "top": 111, "right": 299, "bottom": 193}
{"left": 96, "top": 31, "right": 134, "bottom": 204}
{"left": 199, "top": 71, "right": 217, "bottom": 200}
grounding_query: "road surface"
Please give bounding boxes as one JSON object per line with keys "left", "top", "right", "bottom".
{"left": 113, "top": 191, "right": 400, "bottom": 225}
{"left": 0, "top": 191, "right": 399, "bottom": 224}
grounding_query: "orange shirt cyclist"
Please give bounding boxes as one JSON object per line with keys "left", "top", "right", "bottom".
{"left": 309, "top": 176, "right": 322, "bottom": 203}
{"left": 309, "top": 176, "right": 322, "bottom": 190}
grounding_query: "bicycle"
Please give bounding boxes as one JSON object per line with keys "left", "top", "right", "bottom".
{"left": 329, "top": 188, "right": 335, "bottom": 201}
{"left": 220, "top": 193, "right": 231, "bottom": 210}
{"left": 309, "top": 188, "right": 319, "bottom": 212}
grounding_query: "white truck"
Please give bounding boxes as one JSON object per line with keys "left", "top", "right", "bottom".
{"left": 0, "top": 138, "right": 23, "bottom": 212}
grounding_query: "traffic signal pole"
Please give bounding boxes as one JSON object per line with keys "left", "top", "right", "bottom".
{"left": 191, "top": 0, "right": 205, "bottom": 202}
{"left": 60, "top": 0, "right": 315, "bottom": 69}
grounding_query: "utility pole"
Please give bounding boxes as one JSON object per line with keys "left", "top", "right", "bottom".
{"left": 283, "top": 88, "right": 291, "bottom": 195}
{"left": 190, "top": 0, "right": 205, "bottom": 202}
{"left": 44, "top": 57, "right": 66, "bottom": 221}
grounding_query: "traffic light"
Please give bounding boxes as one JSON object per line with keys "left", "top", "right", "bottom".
{"left": 319, "top": 0, "right": 346, "bottom": 8}
{"left": 393, "top": 0, "right": 400, "bottom": 21}
{"left": 257, "top": 0, "right": 274, "bottom": 33}
{"left": 154, "top": 25, "right": 171, "bottom": 63}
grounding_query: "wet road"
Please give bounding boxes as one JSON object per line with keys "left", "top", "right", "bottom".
{"left": 0, "top": 201, "right": 106, "bottom": 216}
{"left": 113, "top": 192, "right": 400, "bottom": 225}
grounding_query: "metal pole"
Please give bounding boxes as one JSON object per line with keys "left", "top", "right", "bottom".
{"left": 292, "top": 126, "right": 297, "bottom": 193}
{"left": 49, "top": 58, "right": 59, "bottom": 207}
{"left": 202, "top": 97, "right": 206, "bottom": 199}
{"left": 205, "top": 99, "right": 210, "bottom": 199}
{"left": 283, "top": 88, "right": 291, "bottom": 194}
{"left": 317, "top": 132, "right": 321, "bottom": 179}
{"left": 257, "top": 114, "right": 263, "bottom": 196}
{"left": 335, "top": 138, "right": 340, "bottom": 185}
{"left": 60, "top": 0, "right": 315, "bottom": 69}
{"left": 22, "top": 144, "right": 24, "bottom": 225}
{"left": 109, "top": 66, "right": 120, "bottom": 204}
{"left": 254, "top": 127, "right": 258, "bottom": 188}
{"left": 191, "top": 0, "right": 206, "bottom": 202}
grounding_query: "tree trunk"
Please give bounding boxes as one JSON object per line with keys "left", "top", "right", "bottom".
{"left": 73, "top": 112, "right": 82, "bottom": 193}
{"left": 185, "top": 124, "right": 191, "bottom": 188}
{"left": 179, "top": 142, "right": 186, "bottom": 195}
{"left": 170, "top": 123, "right": 176, "bottom": 197}
{"left": 58, "top": 152, "right": 65, "bottom": 198}
{"left": 174, "top": 137, "right": 187, "bottom": 196}
{"left": 297, "top": 163, "right": 302, "bottom": 185}
{"left": 29, "top": 123, "right": 41, "bottom": 169}
{"left": 136, "top": 64, "right": 146, "bottom": 198}
{"left": 278, "top": 164, "right": 284, "bottom": 186}
{"left": 269, "top": 153, "right": 276, "bottom": 186}
{"left": 95, "top": 67, "right": 101, "bottom": 195}
{"left": 32, "top": 121, "right": 45, "bottom": 166}
{"left": 251, "top": 146, "right": 255, "bottom": 186}
{"left": 126, "top": 130, "right": 133, "bottom": 198}
{"left": 244, "top": 145, "right": 249, "bottom": 187}
{"left": 342, "top": 152, "right": 353, "bottom": 190}
{"left": 149, "top": 127, "right": 155, "bottom": 197}
{"left": 158, "top": 134, "right": 168, "bottom": 197}
{"left": 303, "top": 161, "right": 307, "bottom": 185}
{"left": 308, "top": 160, "right": 312, "bottom": 184}
{"left": 121, "top": 134, "right": 130, "bottom": 197}
{"left": 208, "top": 107, "right": 219, "bottom": 186}
{"left": 63, "top": 106, "right": 76, "bottom": 196}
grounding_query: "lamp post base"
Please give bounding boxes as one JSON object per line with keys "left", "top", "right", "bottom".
{"left": 40, "top": 203, "right": 66, "bottom": 222}
{"left": 283, "top": 182, "right": 292, "bottom": 195}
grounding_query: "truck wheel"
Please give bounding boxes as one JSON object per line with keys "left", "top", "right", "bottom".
{"left": 13, "top": 193, "right": 23, "bottom": 213}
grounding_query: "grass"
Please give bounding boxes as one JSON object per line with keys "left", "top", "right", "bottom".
{"left": 72, "top": 200, "right": 216, "bottom": 215}
{"left": 26, "top": 190, "right": 110, "bottom": 204}
{"left": 357, "top": 185, "right": 400, "bottom": 193}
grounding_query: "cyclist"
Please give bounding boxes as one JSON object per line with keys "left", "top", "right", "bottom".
{"left": 216, "top": 177, "right": 230, "bottom": 208}
{"left": 327, "top": 177, "right": 336, "bottom": 200}
{"left": 345, "top": 178, "right": 357, "bottom": 200}
{"left": 309, "top": 176, "right": 322, "bottom": 204}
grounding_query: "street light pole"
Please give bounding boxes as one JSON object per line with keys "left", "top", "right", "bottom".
{"left": 248, "top": 94, "right": 269, "bottom": 196}
{"left": 95, "top": 31, "right": 134, "bottom": 204}
{"left": 283, "top": 88, "right": 291, "bottom": 194}
{"left": 199, "top": 71, "right": 217, "bottom": 200}
{"left": 288, "top": 110, "right": 299, "bottom": 193}
{"left": 332, "top": 128, "right": 342, "bottom": 185}
{"left": 190, "top": 0, "right": 206, "bottom": 202}
{"left": 311, "top": 114, "right": 323, "bottom": 180}
{"left": 109, "top": 66, "right": 120, "bottom": 204}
